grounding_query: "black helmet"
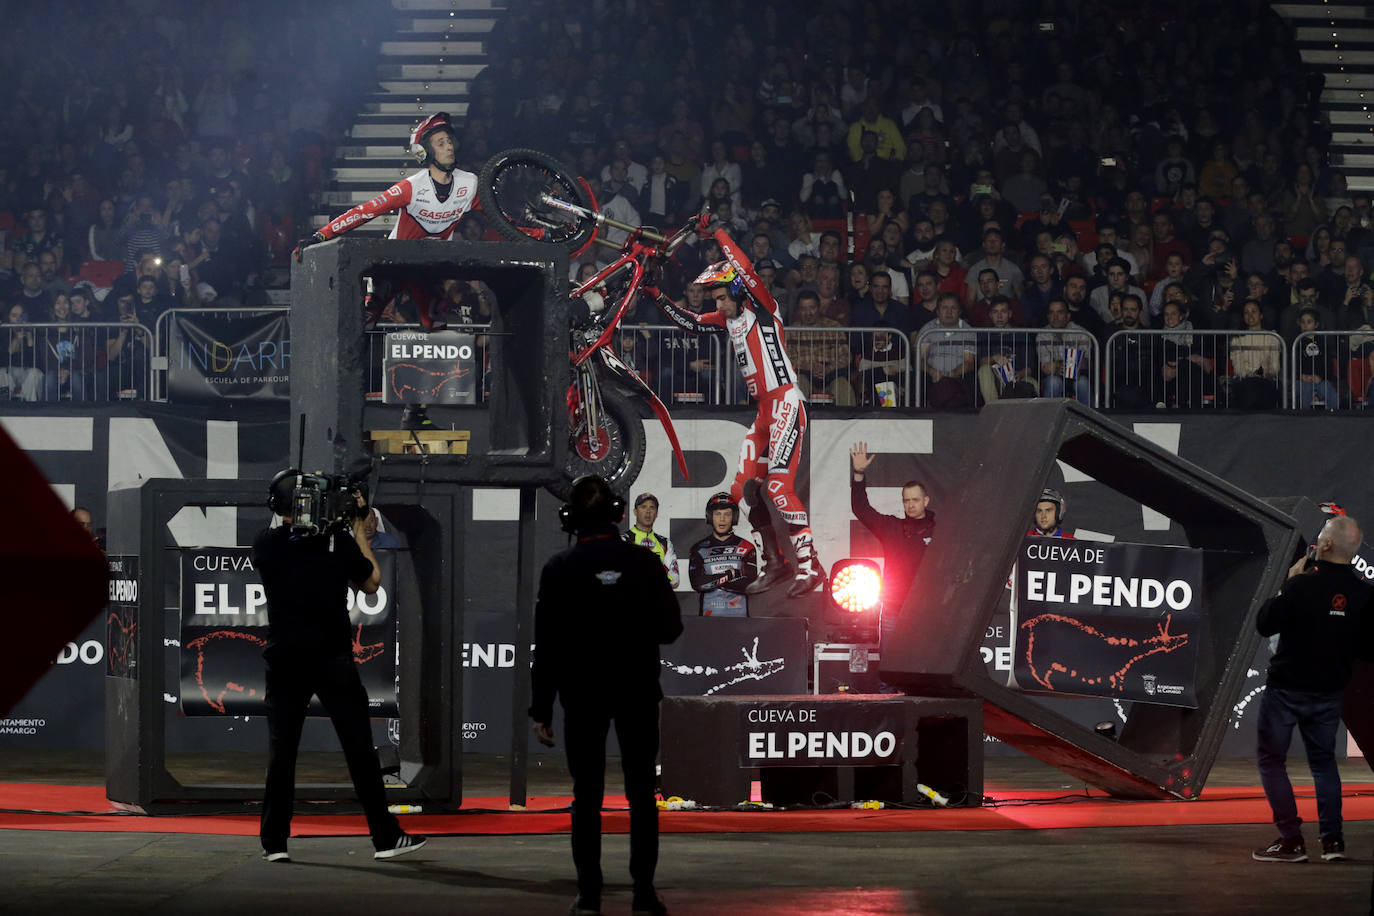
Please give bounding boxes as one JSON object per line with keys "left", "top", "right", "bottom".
{"left": 1036, "top": 487, "right": 1066, "bottom": 527}
{"left": 705, "top": 491, "right": 739, "bottom": 527}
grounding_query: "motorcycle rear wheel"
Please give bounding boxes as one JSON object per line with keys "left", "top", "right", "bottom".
{"left": 478, "top": 148, "right": 597, "bottom": 252}
{"left": 547, "top": 386, "right": 646, "bottom": 502}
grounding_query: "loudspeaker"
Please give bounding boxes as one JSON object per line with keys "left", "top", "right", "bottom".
{"left": 0, "top": 424, "right": 108, "bottom": 715}
{"left": 881, "top": 400, "right": 1301, "bottom": 799}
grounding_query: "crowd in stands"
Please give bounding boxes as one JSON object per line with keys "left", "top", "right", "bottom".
{"left": 466, "top": 0, "right": 1374, "bottom": 410}
{"left": 5, "top": 0, "right": 1373, "bottom": 409}
{"left": 0, "top": 0, "right": 379, "bottom": 400}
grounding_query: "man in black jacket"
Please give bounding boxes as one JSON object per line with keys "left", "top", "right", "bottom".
{"left": 687, "top": 492, "right": 760, "bottom": 616}
{"left": 253, "top": 471, "right": 426, "bottom": 863}
{"left": 1252, "top": 514, "right": 1373, "bottom": 864}
{"left": 848, "top": 442, "right": 936, "bottom": 642}
{"left": 530, "top": 475, "right": 683, "bottom": 916}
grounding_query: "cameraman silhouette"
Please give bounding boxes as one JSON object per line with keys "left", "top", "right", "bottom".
{"left": 529, "top": 474, "right": 683, "bottom": 916}
{"left": 253, "top": 470, "right": 426, "bottom": 863}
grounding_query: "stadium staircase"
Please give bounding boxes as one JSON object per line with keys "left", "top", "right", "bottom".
{"left": 312, "top": 0, "right": 502, "bottom": 235}
{"left": 1277, "top": 2, "right": 1374, "bottom": 192}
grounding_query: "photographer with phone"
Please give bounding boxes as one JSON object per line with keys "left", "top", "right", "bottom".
{"left": 253, "top": 471, "right": 426, "bottom": 864}
{"left": 1251, "top": 514, "right": 1373, "bottom": 863}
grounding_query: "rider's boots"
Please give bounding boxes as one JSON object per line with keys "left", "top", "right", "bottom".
{"left": 746, "top": 524, "right": 792, "bottom": 594}
{"left": 785, "top": 528, "right": 826, "bottom": 598}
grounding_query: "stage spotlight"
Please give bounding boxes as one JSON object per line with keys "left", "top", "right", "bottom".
{"left": 829, "top": 559, "right": 883, "bottom": 617}
{"left": 827, "top": 559, "right": 883, "bottom": 643}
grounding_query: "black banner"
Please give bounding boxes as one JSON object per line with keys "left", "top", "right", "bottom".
{"left": 1014, "top": 538, "right": 1203, "bottom": 707}
{"left": 106, "top": 555, "right": 138, "bottom": 680}
{"left": 660, "top": 617, "right": 808, "bottom": 697}
{"left": 381, "top": 330, "right": 478, "bottom": 404}
{"left": 177, "top": 547, "right": 398, "bottom": 716}
{"left": 738, "top": 699, "right": 904, "bottom": 767}
{"left": 168, "top": 311, "right": 290, "bottom": 402}
{"left": 455, "top": 613, "right": 808, "bottom": 754}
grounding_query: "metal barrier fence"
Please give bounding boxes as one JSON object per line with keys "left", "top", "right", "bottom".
{"left": 153, "top": 307, "right": 290, "bottom": 402}
{"left": 1290, "top": 330, "right": 1373, "bottom": 410}
{"left": 0, "top": 321, "right": 154, "bottom": 402}
{"left": 51, "top": 306, "right": 1348, "bottom": 413}
{"left": 914, "top": 326, "right": 1101, "bottom": 408}
{"left": 718, "top": 325, "right": 913, "bottom": 407}
{"left": 1104, "top": 329, "right": 1287, "bottom": 410}
{"left": 612, "top": 324, "right": 728, "bottom": 407}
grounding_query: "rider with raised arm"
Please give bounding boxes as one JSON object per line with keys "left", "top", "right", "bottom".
{"left": 293, "top": 112, "right": 478, "bottom": 331}
{"left": 650, "top": 226, "right": 826, "bottom": 598}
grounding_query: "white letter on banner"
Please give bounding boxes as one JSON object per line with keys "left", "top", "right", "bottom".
{"left": 749, "top": 733, "right": 764, "bottom": 759}
{"left": 1093, "top": 575, "right": 1111, "bottom": 606}
{"left": 1069, "top": 574, "right": 1092, "bottom": 603}
{"left": 0, "top": 416, "right": 93, "bottom": 511}
{"left": 246, "top": 584, "right": 267, "bottom": 615}
{"left": 1166, "top": 581, "right": 1192, "bottom": 611}
{"left": 873, "top": 732, "right": 896, "bottom": 758}
{"left": 787, "top": 732, "right": 807, "bottom": 756}
{"left": 1026, "top": 571, "right": 1045, "bottom": 601}
{"left": 1141, "top": 579, "right": 1164, "bottom": 609}
{"left": 851, "top": 732, "right": 873, "bottom": 757}
{"left": 194, "top": 583, "right": 216, "bottom": 614}
{"left": 108, "top": 418, "right": 239, "bottom": 546}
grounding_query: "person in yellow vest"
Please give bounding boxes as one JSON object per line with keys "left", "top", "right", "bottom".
{"left": 623, "top": 492, "right": 680, "bottom": 587}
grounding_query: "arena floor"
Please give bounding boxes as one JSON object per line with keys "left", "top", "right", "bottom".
{"left": 0, "top": 752, "right": 1369, "bottom": 914}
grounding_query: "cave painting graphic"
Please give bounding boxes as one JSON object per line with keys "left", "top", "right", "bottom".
{"left": 185, "top": 625, "right": 385, "bottom": 714}
{"left": 662, "top": 636, "right": 786, "bottom": 695}
{"left": 185, "top": 630, "right": 268, "bottom": 714}
{"left": 1018, "top": 613, "right": 1190, "bottom": 694}
{"left": 106, "top": 610, "right": 136, "bottom": 675}
{"left": 386, "top": 362, "right": 471, "bottom": 401}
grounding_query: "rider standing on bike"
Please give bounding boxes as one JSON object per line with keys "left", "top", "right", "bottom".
{"left": 293, "top": 112, "right": 478, "bottom": 331}
{"left": 652, "top": 228, "right": 827, "bottom": 599}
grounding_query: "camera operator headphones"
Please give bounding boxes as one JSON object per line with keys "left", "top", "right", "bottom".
{"left": 267, "top": 468, "right": 301, "bottom": 515}
{"left": 558, "top": 474, "right": 626, "bottom": 534}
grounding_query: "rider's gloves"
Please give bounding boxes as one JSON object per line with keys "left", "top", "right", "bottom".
{"left": 293, "top": 232, "right": 326, "bottom": 262}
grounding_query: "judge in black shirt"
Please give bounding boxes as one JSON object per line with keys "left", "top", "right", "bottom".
{"left": 530, "top": 474, "right": 683, "bottom": 916}
{"left": 848, "top": 442, "right": 936, "bottom": 643}
{"left": 252, "top": 471, "right": 426, "bottom": 863}
{"left": 1251, "top": 514, "right": 1373, "bottom": 864}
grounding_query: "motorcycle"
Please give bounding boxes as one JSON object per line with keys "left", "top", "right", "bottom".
{"left": 477, "top": 148, "right": 696, "bottom": 499}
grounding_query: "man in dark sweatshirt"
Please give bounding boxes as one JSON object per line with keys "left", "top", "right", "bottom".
{"left": 1251, "top": 514, "right": 1373, "bottom": 864}
{"left": 848, "top": 442, "right": 937, "bottom": 643}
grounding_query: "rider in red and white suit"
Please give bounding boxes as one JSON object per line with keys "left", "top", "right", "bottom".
{"left": 294, "top": 112, "right": 477, "bottom": 330}
{"left": 652, "top": 228, "right": 826, "bottom": 598}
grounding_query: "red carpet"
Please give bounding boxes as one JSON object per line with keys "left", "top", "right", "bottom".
{"left": 3, "top": 782, "right": 1374, "bottom": 836}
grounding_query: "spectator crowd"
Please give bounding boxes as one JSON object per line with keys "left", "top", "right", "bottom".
{"left": 4, "top": 0, "right": 1372, "bottom": 409}
{"left": 465, "top": 0, "right": 1373, "bottom": 410}
{"left": 0, "top": 0, "right": 377, "bottom": 400}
